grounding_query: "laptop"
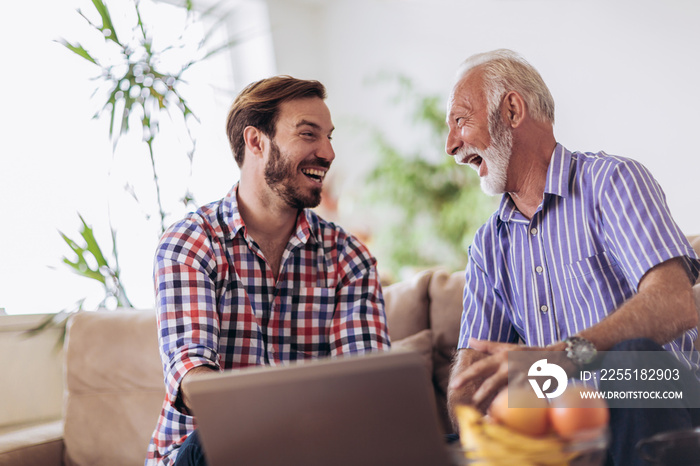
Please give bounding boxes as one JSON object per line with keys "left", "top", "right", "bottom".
{"left": 187, "top": 350, "right": 455, "bottom": 466}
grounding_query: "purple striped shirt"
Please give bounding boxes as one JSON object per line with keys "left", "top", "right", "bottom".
{"left": 459, "top": 143, "right": 700, "bottom": 372}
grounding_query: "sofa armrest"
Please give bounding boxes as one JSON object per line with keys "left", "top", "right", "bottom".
{"left": 0, "top": 420, "right": 64, "bottom": 466}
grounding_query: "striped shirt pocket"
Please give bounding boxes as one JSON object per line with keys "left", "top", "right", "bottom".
{"left": 565, "top": 250, "right": 618, "bottom": 280}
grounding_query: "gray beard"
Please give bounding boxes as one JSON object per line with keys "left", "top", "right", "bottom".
{"left": 479, "top": 117, "right": 513, "bottom": 196}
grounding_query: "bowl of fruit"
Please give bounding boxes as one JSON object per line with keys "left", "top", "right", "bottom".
{"left": 454, "top": 384, "right": 609, "bottom": 466}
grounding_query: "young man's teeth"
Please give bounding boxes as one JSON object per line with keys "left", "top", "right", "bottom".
{"left": 302, "top": 168, "right": 325, "bottom": 179}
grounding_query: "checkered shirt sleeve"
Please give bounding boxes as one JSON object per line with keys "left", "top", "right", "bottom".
{"left": 154, "top": 215, "right": 222, "bottom": 408}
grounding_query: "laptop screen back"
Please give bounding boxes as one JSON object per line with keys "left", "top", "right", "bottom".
{"left": 187, "top": 350, "right": 453, "bottom": 466}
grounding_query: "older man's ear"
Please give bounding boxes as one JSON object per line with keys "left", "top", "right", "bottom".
{"left": 501, "top": 90, "right": 526, "bottom": 128}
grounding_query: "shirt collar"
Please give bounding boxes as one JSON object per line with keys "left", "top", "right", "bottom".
{"left": 543, "top": 142, "right": 571, "bottom": 199}
{"left": 223, "top": 182, "right": 316, "bottom": 245}
{"left": 497, "top": 142, "right": 571, "bottom": 223}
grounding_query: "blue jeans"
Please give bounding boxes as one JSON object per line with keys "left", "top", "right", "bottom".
{"left": 601, "top": 338, "right": 700, "bottom": 466}
{"left": 173, "top": 430, "right": 207, "bottom": 466}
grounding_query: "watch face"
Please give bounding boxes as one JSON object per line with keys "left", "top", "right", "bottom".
{"left": 578, "top": 344, "right": 596, "bottom": 364}
{"left": 567, "top": 337, "right": 596, "bottom": 365}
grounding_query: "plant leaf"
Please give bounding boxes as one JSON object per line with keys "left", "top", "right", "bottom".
{"left": 56, "top": 39, "right": 98, "bottom": 65}
{"left": 78, "top": 214, "right": 110, "bottom": 269}
{"left": 90, "top": 0, "right": 120, "bottom": 44}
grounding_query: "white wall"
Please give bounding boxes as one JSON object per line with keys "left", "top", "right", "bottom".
{"left": 266, "top": 0, "right": 700, "bottom": 235}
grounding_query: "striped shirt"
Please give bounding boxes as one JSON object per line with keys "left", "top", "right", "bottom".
{"left": 146, "top": 184, "right": 390, "bottom": 466}
{"left": 459, "top": 143, "right": 700, "bottom": 373}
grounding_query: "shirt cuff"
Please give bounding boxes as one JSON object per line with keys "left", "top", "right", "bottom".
{"left": 164, "top": 347, "right": 219, "bottom": 408}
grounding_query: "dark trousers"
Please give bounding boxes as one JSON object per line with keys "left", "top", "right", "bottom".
{"left": 601, "top": 338, "right": 700, "bottom": 466}
{"left": 173, "top": 429, "right": 207, "bottom": 466}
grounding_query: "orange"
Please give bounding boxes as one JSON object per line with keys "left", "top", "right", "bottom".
{"left": 549, "top": 386, "right": 609, "bottom": 439}
{"left": 488, "top": 386, "right": 550, "bottom": 437}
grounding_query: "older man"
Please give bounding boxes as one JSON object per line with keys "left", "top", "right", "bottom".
{"left": 145, "top": 76, "right": 391, "bottom": 466}
{"left": 445, "top": 49, "right": 700, "bottom": 465}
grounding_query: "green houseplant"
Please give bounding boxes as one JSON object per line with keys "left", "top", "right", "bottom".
{"left": 34, "top": 0, "right": 236, "bottom": 334}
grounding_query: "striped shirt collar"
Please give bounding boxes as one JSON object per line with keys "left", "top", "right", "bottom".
{"left": 223, "top": 182, "right": 317, "bottom": 246}
{"left": 497, "top": 142, "right": 571, "bottom": 224}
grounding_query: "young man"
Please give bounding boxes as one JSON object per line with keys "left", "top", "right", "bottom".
{"left": 146, "top": 76, "right": 390, "bottom": 466}
{"left": 445, "top": 49, "right": 700, "bottom": 465}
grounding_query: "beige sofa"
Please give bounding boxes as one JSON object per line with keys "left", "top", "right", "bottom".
{"left": 0, "top": 267, "right": 465, "bottom": 466}
{"left": 1, "top": 236, "right": 699, "bottom": 466}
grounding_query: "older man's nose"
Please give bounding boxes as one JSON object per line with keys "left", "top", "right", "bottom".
{"left": 445, "top": 127, "right": 462, "bottom": 156}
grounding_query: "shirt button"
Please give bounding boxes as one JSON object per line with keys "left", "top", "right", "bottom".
{"left": 530, "top": 227, "right": 538, "bottom": 235}
{"left": 540, "top": 305, "right": 549, "bottom": 313}
{"left": 535, "top": 266, "right": 543, "bottom": 274}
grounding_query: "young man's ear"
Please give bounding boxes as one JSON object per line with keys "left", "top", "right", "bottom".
{"left": 502, "top": 91, "right": 526, "bottom": 128}
{"left": 243, "top": 126, "right": 266, "bottom": 159}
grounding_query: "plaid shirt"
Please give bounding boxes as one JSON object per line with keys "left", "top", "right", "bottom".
{"left": 146, "top": 184, "right": 390, "bottom": 466}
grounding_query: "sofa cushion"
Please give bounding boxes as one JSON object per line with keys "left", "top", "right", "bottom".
{"left": 428, "top": 269, "right": 465, "bottom": 361}
{"left": 383, "top": 269, "right": 432, "bottom": 341}
{"left": 63, "top": 310, "right": 163, "bottom": 466}
{"left": 391, "top": 329, "right": 434, "bottom": 375}
{"left": 427, "top": 269, "right": 465, "bottom": 434}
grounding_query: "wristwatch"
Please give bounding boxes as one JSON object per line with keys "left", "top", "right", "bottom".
{"left": 564, "top": 336, "right": 597, "bottom": 368}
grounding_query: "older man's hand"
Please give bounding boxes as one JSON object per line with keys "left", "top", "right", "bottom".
{"left": 449, "top": 339, "right": 552, "bottom": 407}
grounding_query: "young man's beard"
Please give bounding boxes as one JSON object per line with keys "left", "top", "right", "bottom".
{"left": 264, "top": 139, "right": 326, "bottom": 210}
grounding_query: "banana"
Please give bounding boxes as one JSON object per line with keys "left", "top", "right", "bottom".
{"left": 454, "top": 405, "right": 578, "bottom": 466}
{"left": 481, "top": 420, "right": 562, "bottom": 452}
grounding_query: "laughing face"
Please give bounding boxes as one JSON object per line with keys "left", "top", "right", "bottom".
{"left": 445, "top": 70, "right": 513, "bottom": 196}
{"left": 263, "top": 97, "right": 335, "bottom": 209}
{"left": 454, "top": 111, "right": 513, "bottom": 196}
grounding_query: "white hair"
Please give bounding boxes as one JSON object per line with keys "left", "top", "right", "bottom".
{"left": 457, "top": 49, "right": 555, "bottom": 126}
